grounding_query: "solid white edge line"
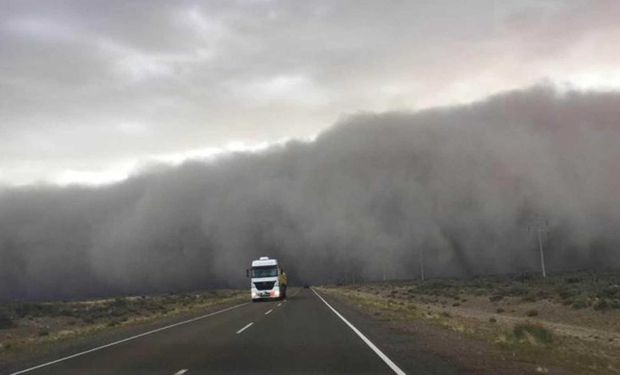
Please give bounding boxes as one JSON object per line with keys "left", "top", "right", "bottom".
{"left": 9, "top": 302, "right": 249, "bottom": 375}
{"left": 265, "top": 309, "right": 273, "bottom": 315}
{"left": 174, "top": 369, "right": 188, "bottom": 375}
{"left": 311, "top": 288, "right": 407, "bottom": 375}
{"left": 236, "top": 322, "right": 254, "bottom": 334}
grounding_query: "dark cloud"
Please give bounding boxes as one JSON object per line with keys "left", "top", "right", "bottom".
{"left": 1, "top": 86, "right": 619, "bottom": 300}
{"left": 2, "top": 0, "right": 620, "bottom": 184}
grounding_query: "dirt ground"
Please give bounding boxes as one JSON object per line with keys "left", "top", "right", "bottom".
{"left": 319, "top": 271, "right": 620, "bottom": 375}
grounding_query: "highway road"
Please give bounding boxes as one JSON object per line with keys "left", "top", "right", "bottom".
{"left": 6, "top": 288, "right": 461, "bottom": 375}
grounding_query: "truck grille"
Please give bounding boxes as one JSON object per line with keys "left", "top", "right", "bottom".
{"left": 254, "top": 281, "right": 275, "bottom": 290}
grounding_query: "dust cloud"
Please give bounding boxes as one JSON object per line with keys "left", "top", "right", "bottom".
{"left": 1, "top": 85, "right": 619, "bottom": 300}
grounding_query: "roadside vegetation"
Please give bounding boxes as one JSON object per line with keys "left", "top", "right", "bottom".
{"left": 320, "top": 270, "right": 620, "bottom": 374}
{"left": 0, "top": 290, "right": 245, "bottom": 362}
{"left": 408, "top": 271, "right": 620, "bottom": 311}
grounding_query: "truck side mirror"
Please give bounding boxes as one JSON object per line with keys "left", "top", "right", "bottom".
{"left": 246, "top": 269, "right": 249, "bottom": 278}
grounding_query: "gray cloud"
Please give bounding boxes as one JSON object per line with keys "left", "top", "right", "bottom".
{"left": 2, "top": 0, "right": 620, "bottom": 184}
{"left": 1, "top": 86, "right": 619, "bottom": 300}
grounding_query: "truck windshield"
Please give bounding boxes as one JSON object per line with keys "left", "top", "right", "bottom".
{"left": 251, "top": 266, "right": 278, "bottom": 278}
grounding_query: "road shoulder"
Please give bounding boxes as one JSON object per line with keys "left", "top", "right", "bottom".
{"left": 315, "top": 288, "right": 466, "bottom": 375}
{"left": 1, "top": 295, "right": 246, "bottom": 374}
{"left": 317, "top": 287, "right": 572, "bottom": 375}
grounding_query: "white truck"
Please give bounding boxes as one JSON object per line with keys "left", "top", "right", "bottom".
{"left": 247, "top": 256, "right": 288, "bottom": 301}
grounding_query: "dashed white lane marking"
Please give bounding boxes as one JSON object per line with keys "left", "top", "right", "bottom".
{"left": 174, "top": 369, "right": 188, "bottom": 375}
{"left": 277, "top": 303, "right": 282, "bottom": 307}
{"left": 236, "top": 322, "right": 254, "bottom": 334}
{"left": 265, "top": 309, "right": 273, "bottom": 315}
{"left": 9, "top": 302, "right": 249, "bottom": 375}
{"left": 311, "top": 288, "right": 407, "bottom": 375}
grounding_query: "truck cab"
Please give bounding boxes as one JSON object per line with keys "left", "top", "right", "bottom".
{"left": 248, "top": 256, "right": 287, "bottom": 301}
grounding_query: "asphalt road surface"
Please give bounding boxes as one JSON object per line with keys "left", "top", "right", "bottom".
{"left": 6, "top": 288, "right": 462, "bottom": 375}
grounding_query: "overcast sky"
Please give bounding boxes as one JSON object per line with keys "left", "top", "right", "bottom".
{"left": 1, "top": 0, "right": 619, "bottom": 186}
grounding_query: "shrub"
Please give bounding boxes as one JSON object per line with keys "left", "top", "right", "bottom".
{"left": 514, "top": 274, "right": 533, "bottom": 282}
{"left": 571, "top": 296, "right": 589, "bottom": 309}
{"left": 593, "top": 298, "right": 620, "bottom": 311}
{"left": 112, "top": 297, "right": 128, "bottom": 307}
{"left": 598, "top": 286, "right": 619, "bottom": 299}
{"left": 505, "top": 285, "right": 528, "bottom": 296}
{"left": 0, "top": 310, "right": 15, "bottom": 329}
{"left": 558, "top": 288, "right": 576, "bottom": 300}
{"left": 526, "top": 309, "right": 539, "bottom": 317}
{"left": 496, "top": 308, "right": 505, "bottom": 313}
{"left": 489, "top": 295, "right": 504, "bottom": 302}
{"left": 513, "top": 323, "right": 553, "bottom": 345}
{"left": 521, "top": 292, "right": 538, "bottom": 302}
{"left": 489, "top": 317, "right": 497, "bottom": 323}
{"left": 593, "top": 299, "right": 612, "bottom": 311}
{"left": 14, "top": 302, "right": 62, "bottom": 318}
{"left": 110, "top": 308, "right": 128, "bottom": 317}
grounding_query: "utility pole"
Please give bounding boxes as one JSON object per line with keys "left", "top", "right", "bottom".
{"left": 419, "top": 247, "right": 425, "bottom": 281}
{"left": 537, "top": 228, "right": 546, "bottom": 278}
{"left": 529, "top": 219, "right": 549, "bottom": 278}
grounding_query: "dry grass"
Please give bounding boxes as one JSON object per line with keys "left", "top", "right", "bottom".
{"left": 320, "top": 270, "right": 620, "bottom": 374}
{"left": 0, "top": 289, "right": 246, "bottom": 360}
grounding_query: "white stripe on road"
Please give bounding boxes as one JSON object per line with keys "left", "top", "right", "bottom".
{"left": 236, "top": 322, "right": 254, "bottom": 334}
{"left": 311, "top": 288, "right": 407, "bottom": 375}
{"left": 9, "top": 302, "right": 249, "bottom": 375}
{"left": 174, "top": 369, "right": 188, "bottom": 375}
{"left": 277, "top": 303, "right": 282, "bottom": 307}
{"left": 265, "top": 309, "right": 273, "bottom": 315}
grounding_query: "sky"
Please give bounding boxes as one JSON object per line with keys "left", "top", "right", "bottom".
{"left": 1, "top": 0, "right": 620, "bottom": 186}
